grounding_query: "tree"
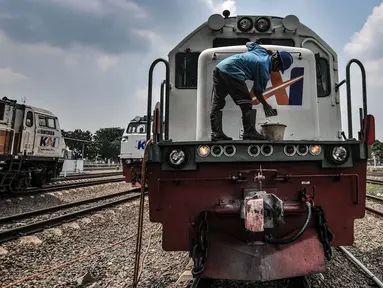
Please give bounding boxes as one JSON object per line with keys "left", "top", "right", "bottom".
{"left": 93, "top": 127, "right": 124, "bottom": 161}
{"left": 372, "top": 140, "right": 383, "bottom": 159}
{"left": 61, "top": 129, "right": 98, "bottom": 160}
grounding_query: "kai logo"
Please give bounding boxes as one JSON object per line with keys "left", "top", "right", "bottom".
{"left": 136, "top": 140, "right": 146, "bottom": 150}
{"left": 40, "top": 136, "right": 57, "bottom": 147}
{"left": 251, "top": 67, "right": 304, "bottom": 106}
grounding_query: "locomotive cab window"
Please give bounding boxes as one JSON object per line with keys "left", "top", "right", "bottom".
{"left": 315, "top": 54, "right": 331, "bottom": 97}
{"left": 38, "top": 115, "right": 56, "bottom": 129}
{"left": 213, "top": 38, "right": 250, "bottom": 47}
{"left": 127, "top": 123, "right": 146, "bottom": 134}
{"left": 255, "top": 38, "right": 295, "bottom": 47}
{"left": 175, "top": 52, "right": 200, "bottom": 89}
{"left": 0, "top": 102, "right": 5, "bottom": 121}
{"left": 26, "top": 111, "right": 34, "bottom": 127}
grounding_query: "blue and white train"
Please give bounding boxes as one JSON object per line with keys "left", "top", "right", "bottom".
{"left": 120, "top": 116, "right": 147, "bottom": 185}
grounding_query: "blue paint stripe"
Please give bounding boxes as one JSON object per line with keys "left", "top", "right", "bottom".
{"left": 289, "top": 67, "right": 304, "bottom": 106}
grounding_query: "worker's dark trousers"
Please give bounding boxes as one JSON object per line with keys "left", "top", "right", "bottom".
{"left": 210, "top": 68, "right": 255, "bottom": 137}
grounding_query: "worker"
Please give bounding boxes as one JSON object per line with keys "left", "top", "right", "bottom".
{"left": 210, "top": 42, "right": 294, "bottom": 141}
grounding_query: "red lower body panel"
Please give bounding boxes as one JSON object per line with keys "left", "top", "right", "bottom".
{"left": 203, "top": 229, "right": 324, "bottom": 281}
{"left": 147, "top": 161, "right": 366, "bottom": 282}
{"left": 122, "top": 160, "right": 142, "bottom": 185}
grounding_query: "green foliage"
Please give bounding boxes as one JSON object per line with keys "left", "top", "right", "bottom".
{"left": 366, "top": 183, "right": 383, "bottom": 197}
{"left": 372, "top": 140, "right": 383, "bottom": 159}
{"left": 61, "top": 129, "right": 97, "bottom": 159}
{"left": 61, "top": 127, "right": 124, "bottom": 161}
{"left": 93, "top": 127, "right": 124, "bottom": 161}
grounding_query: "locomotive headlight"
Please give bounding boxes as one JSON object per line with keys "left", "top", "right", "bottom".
{"left": 169, "top": 149, "right": 187, "bottom": 167}
{"left": 197, "top": 145, "right": 210, "bottom": 157}
{"left": 237, "top": 17, "right": 253, "bottom": 32}
{"left": 297, "top": 145, "right": 309, "bottom": 156}
{"left": 331, "top": 146, "right": 349, "bottom": 164}
{"left": 309, "top": 145, "right": 322, "bottom": 156}
{"left": 211, "top": 145, "right": 224, "bottom": 157}
{"left": 254, "top": 17, "right": 271, "bottom": 32}
{"left": 284, "top": 145, "right": 297, "bottom": 157}
{"left": 125, "top": 159, "right": 132, "bottom": 165}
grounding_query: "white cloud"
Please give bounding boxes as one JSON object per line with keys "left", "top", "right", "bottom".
{"left": 203, "top": 0, "right": 237, "bottom": 15}
{"left": 344, "top": 2, "right": 383, "bottom": 59}
{"left": 132, "top": 29, "right": 170, "bottom": 56}
{"left": 0, "top": 68, "right": 28, "bottom": 85}
{"left": 343, "top": 2, "right": 383, "bottom": 139}
{"left": 96, "top": 55, "right": 119, "bottom": 72}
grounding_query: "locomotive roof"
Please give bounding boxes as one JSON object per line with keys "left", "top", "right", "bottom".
{"left": 0, "top": 97, "right": 57, "bottom": 118}
{"left": 168, "top": 14, "right": 336, "bottom": 60}
{"left": 130, "top": 115, "right": 153, "bottom": 122}
{"left": 29, "top": 105, "right": 57, "bottom": 117}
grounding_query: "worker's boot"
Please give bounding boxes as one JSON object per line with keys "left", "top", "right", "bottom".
{"left": 210, "top": 110, "right": 233, "bottom": 141}
{"left": 242, "top": 110, "right": 269, "bottom": 140}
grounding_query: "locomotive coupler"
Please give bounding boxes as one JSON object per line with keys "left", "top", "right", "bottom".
{"left": 242, "top": 189, "right": 284, "bottom": 232}
{"left": 242, "top": 167, "right": 284, "bottom": 232}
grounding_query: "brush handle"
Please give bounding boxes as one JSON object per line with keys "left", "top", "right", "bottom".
{"left": 266, "top": 109, "right": 278, "bottom": 117}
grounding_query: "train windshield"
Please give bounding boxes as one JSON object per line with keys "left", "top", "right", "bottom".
{"left": 126, "top": 123, "right": 146, "bottom": 134}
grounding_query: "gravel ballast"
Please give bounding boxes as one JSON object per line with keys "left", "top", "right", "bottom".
{"left": 0, "top": 198, "right": 188, "bottom": 288}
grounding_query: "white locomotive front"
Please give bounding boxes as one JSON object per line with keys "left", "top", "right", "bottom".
{"left": 136, "top": 10, "right": 375, "bottom": 287}
{"left": 0, "top": 97, "right": 64, "bottom": 191}
{"left": 120, "top": 116, "right": 147, "bottom": 185}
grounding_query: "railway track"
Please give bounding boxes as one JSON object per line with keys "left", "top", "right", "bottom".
{"left": 52, "top": 171, "right": 121, "bottom": 182}
{"left": 366, "top": 178, "right": 383, "bottom": 216}
{"left": 367, "top": 171, "right": 383, "bottom": 177}
{"left": 0, "top": 177, "right": 125, "bottom": 199}
{"left": 338, "top": 246, "right": 383, "bottom": 288}
{"left": 0, "top": 187, "right": 144, "bottom": 244}
{"left": 366, "top": 178, "right": 383, "bottom": 185}
{"left": 366, "top": 194, "right": 383, "bottom": 217}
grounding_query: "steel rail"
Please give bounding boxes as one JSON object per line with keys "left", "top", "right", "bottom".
{"left": 0, "top": 190, "right": 145, "bottom": 244}
{"left": 366, "top": 206, "right": 383, "bottom": 217}
{"left": 366, "top": 179, "right": 383, "bottom": 185}
{"left": 338, "top": 246, "right": 383, "bottom": 288}
{"left": 0, "top": 188, "right": 140, "bottom": 224}
{"left": 366, "top": 194, "right": 383, "bottom": 202}
{"left": 0, "top": 177, "right": 125, "bottom": 199}
{"left": 52, "top": 171, "right": 121, "bottom": 181}
{"left": 366, "top": 194, "right": 383, "bottom": 217}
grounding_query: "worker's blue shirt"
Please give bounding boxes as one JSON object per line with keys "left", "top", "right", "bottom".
{"left": 216, "top": 43, "right": 271, "bottom": 93}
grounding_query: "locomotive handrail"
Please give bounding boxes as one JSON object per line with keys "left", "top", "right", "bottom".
{"left": 345, "top": 59, "right": 367, "bottom": 140}
{"left": 160, "top": 80, "right": 166, "bottom": 140}
{"left": 146, "top": 59, "right": 170, "bottom": 142}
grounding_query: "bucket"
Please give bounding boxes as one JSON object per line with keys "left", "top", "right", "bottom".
{"left": 261, "top": 123, "right": 287, "bottom": 140}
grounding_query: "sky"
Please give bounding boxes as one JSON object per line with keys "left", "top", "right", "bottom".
{"left": 0, "top": 0, "right": 382, "bottom": 138}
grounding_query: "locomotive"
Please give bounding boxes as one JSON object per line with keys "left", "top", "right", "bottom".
{"left": 0, "top": 97, "right": 65, "bottom": 191}
{"left": 141, "top": 11, "right": 375, "bottom": 285}
{"left": 120, "top": 116, "right": 147, "bottom": 186}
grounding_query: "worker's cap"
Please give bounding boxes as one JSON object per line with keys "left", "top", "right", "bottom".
{"left": 277, "top": 50, "right": 294, "bottom": 73}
